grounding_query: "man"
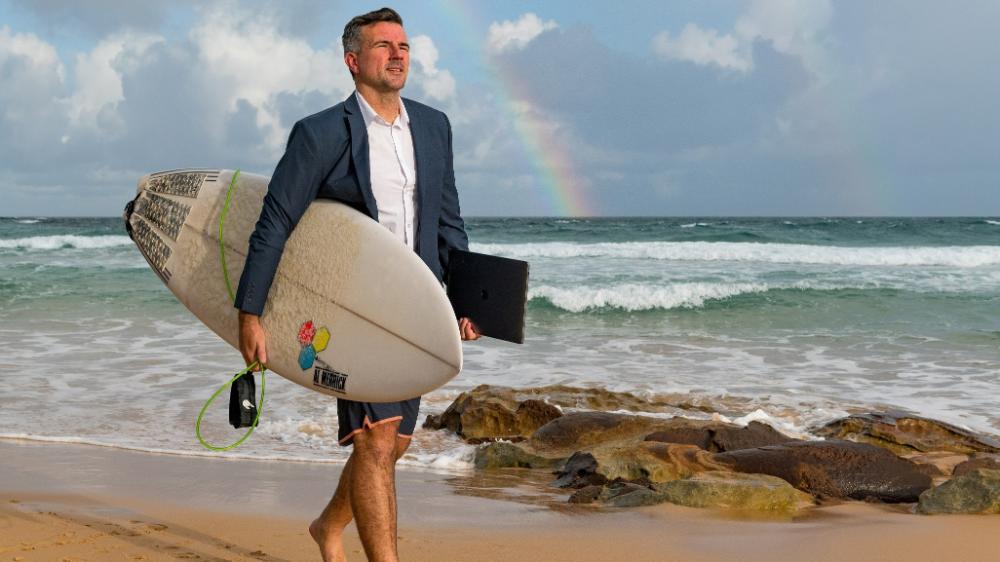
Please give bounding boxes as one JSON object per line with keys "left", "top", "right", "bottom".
{"left": 233, "top": 8, "right": 478, "bottom": 561}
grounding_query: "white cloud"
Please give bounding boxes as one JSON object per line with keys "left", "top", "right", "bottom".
{"left": 0, "top": 25, "right": 63, "bottom": 72}
{"left": 735, "top": 0, "right": 832, "bottom": 72}
{"left": 486, "top": 13, "right": 557, "bottom": 54}
{"left": 68, "top": 32, "right": 163, "bottom": 134}
{"left": 0, "top": 26, "right": 67, "bottom": 147}
{"left": 409, "top": 35, "right": 456, "bottom": 102}
{"left": 651, "top": 0, "right": 831, "bottom": 75}
{"left": 189, "top": 5, "right": 353, "bottom": 154}
{"left": 652, "top": 24, "right": 750, "bottom": 72}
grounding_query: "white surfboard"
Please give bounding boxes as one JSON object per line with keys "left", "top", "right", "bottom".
{"left": 124, "top": 169, "right": 462, "bottom": 402}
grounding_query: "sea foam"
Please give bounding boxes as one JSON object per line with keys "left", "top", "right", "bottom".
{"left": 530, "top": 282, "right": 771, "bottom": 312}
{"left": 472, "top": 241, "right": 1000, "bottom": 267}
{"left": 0, "top": 235, "right": 133, "bottom": 250}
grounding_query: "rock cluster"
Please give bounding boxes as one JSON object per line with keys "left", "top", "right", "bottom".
{"left": 424, "top": 384, "right": 1000, "bottom": 516}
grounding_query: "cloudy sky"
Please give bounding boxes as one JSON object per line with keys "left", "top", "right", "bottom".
{"left": 1, "top": 0, "right": 998, "bottom": 216}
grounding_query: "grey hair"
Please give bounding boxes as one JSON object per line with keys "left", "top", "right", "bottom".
{"left": 342, "top": 7, "right": 403, "bottom": 54}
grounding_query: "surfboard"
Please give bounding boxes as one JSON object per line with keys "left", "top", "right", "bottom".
{"left": 123, "top": 168, "right": 463, "bottom": 402}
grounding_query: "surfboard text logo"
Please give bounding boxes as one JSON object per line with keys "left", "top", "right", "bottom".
{"left": 313, "top": 365, "right": 349, "bottom": 394}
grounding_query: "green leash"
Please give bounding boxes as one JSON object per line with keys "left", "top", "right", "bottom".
{"left": 195, "top": 169, "right": 267, "bottom": 451}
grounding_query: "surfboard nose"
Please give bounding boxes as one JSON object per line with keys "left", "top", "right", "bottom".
{"left": 123, "top": 175, "right": 148, "bottom": 240}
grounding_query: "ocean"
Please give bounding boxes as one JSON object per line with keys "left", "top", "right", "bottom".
{"left": 2, "top": 216, "right": 998, "bottom": 470}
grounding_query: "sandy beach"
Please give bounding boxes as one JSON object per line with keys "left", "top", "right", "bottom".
{"left": 2, "top": 440, "right": 998, "bottom": 562}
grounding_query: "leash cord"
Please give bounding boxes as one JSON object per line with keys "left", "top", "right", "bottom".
{"left": 195, "top": 169, "right": 267, "bottom": 451}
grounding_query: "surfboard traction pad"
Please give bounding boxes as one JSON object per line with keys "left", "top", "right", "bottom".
{"left": 127, "top": 169, "right": 461, "bottom": 401}
{"left": 135, "top": 192, "right": 191, "bottom": 241}
{"left": 129, "top": 170, "right": 215, "bottom": 280}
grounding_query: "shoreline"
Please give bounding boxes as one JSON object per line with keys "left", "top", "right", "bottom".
{"left": 4, "top": 440, "right": 1000, "bottom": 561}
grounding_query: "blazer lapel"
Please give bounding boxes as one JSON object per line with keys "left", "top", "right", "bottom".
{"left": 404, "top": 98, "right": 431, "bottom": 239}
{"left": 344, "top": 94, "right": 378, "bottom": 219}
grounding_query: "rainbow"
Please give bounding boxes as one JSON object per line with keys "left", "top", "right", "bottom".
{"left": 433, "top": 1, "right": 596, "bottom": 216}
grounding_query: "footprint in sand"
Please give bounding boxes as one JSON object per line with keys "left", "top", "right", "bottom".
{"left": 129, "top": 519, "right": 168, "bottom": 532}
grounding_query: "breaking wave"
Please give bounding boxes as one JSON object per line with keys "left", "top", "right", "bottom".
{"left": 0, "top": 235, "right": 132, "bottom": 250}
{"left": 473, "top": 241, "right": 1000, "bottom": 267}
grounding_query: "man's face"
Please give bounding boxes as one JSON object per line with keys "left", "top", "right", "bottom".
{"left": 347, "top": 21, "right": 409, "bottom": 93}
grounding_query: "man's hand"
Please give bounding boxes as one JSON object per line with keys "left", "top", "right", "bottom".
{"left": 459, "top": 317, "right": 480, "bottom": 341}
{"left": 238, "top": 311, "right": 268, "bottom": 370}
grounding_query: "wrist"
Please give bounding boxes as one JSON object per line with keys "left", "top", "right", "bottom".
{"left": 239, "top": 311, "right": 260, "bottom": 325}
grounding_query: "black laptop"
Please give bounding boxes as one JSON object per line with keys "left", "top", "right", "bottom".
{"left": 446, "top": 249, "right": 529, "bottom": 344}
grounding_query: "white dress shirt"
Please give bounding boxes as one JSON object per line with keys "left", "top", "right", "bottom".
{"left": 355, "top": 91, "right": 418, "bottom": 251}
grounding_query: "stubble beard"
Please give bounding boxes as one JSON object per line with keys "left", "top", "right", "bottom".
{"left": 380, "top": 66, "right": 407, "bottom": 93}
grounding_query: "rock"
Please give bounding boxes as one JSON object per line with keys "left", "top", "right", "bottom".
{"left": 424, "top": 383, "right": 724, "bottom": 444}
{"left": 645, "top": 420, "right": 797, "bottom": 452}
{"left": 473, "top": 441, "right": 564, "bottom": 469}
{"left": 918, "top": 469, "right": 1000, "bottom": 514}
{"left": 553, "top": 452, "right": 607, "bottom": 488}
{"left": 529, "top": 412, "right": 677, "bottom": 454}
{"left": 469, "top": 384, "right": 719, "bottom": 415}
{"left": 553, "top": 442, "right": 725, "bottom": 489}
{"left": 656, "top": 471, "right": 813, "bottom": 513}
{"left": 423, "top": 386, "right": 562, "bottom": 442}
{"left": 714, "top": 440, "right": 932, "bottom": 503}
{"left": 952, "top": 453, "right": 1000, "bottom": 477}
{"left": 568, "top": 485, "right": 605, "bottom": 504}
{"left": 600, "top": 481, "right": 666, "bottom": 508}
{"left": 815, "top": 412, "right": 1000, "bottom": 455}
{"left": 589, "top": 442, "right": 726, "bottom": 483}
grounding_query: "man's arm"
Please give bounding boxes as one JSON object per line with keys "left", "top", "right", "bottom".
{"left": 437, "top": 114, "right": 469, "bottom": 276}
{"left": 435, "top": 114, "right": 479, "bottom": 341}
{"left": 235, "top": 120, "right": 332, "bottom": 366}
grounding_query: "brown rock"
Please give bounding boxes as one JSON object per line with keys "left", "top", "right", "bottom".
{"left": 423, "top": 386, "right": 562, "bottom": 442}
{"left": 591, "top": 442, "right": 727, "bottom": 483}
{"left": 645, "top": 420, "right": 797, "bottom": 452}
{"left": 815, "top": 412, "right": 1000, "bottom": 455}
{"left": 953, "top": 453, "right": 1000, "bottom": 477}
{"left": 481, "top": 384, "right": 719, "bottom": 414}
{"left": 553, "top": 452, "right": 608, "bottom": 488}
{"left": 644, "top": 426, "right": 714, "bottom": 450}
{"left": 656, "top": 471, "right": 814, "bottom": 513}
{"left": 529, "top": 412, "right": 676, "bottom": 454}
{"left": 599, "top": 481, "right": 666, "bottom": 508}
{"left": 715, "top": 440, "right": 932, "bottom": 503}
{"left": 553, "top": 442, "right": 726, "bottom": 489}
{"left": 568, "top": 485, "right": 605, "bottom": 504}
{"left": 918, "top": 468, "right": 1000, "bottom": 514}
{"left": 473, "top": 441, "right": 565, "bottom": 469}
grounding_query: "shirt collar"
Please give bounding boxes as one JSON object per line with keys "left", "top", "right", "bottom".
{"left": 355, "top": 91, "right": 409, "bottom": 128}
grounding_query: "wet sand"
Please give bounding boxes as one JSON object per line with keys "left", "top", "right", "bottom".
{"left": 1, "top": 440, "right": 998, "bottom": 561}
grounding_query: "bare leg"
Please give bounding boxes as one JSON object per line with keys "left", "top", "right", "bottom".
{"left": 311, "top": 430, "right": 411, "bottom": 562}
{"left": 348, "top": 420, "right": 401, "bottom": 562}
{"left": 310, "top": 455, "right": 355, "bottom": 562}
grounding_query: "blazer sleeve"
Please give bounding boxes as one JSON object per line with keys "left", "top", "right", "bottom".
{"left": 234, "top": 121, "right": 328, "bottom": 315}
{"left": 437, "top": 114, "right": 469, "bottom": 278}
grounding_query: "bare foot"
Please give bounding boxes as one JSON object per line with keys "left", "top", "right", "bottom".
{"left": 309, "top": 518, "right": 347, "bottom": 562}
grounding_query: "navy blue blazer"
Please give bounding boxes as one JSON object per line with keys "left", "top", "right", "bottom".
{"left": 234, "top": 94, "right": 469, "bottom": 316}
